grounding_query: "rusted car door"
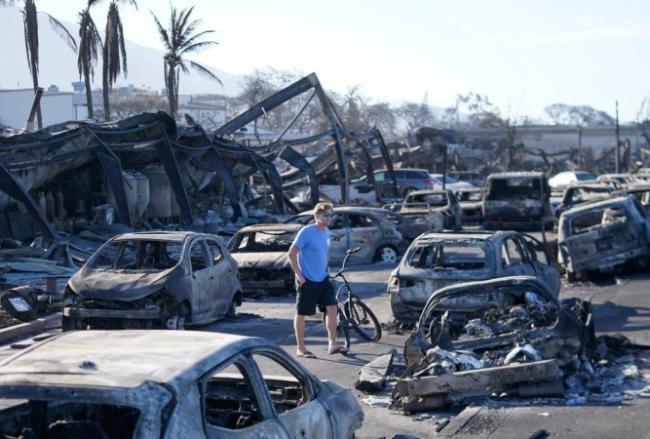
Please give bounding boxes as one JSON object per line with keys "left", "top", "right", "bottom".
{"left": 498, "top": 237, "right": 536, "bottom": 277}
{"left": 188, "top": 239, "right": 215, "bottom": 321}
{"left": 348, "top": 213, "right": 382, "bottom": 263}
{"left": 250, "top": 352, "right": 334, "bottom": 439}
{"left": 521, "top": 234, "right": 561, "bottom": 296}
{"left": 205, "top": 239, "right": 234, "bottom": 318}
{"left": 328, "top": 215, "right": 349, "bottom": 264}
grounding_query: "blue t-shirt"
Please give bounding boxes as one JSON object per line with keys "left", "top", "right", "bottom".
{"left": 291, "top": 224, "right": 330, "bottom": 282}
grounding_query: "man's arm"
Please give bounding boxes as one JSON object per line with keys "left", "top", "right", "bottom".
{"left": 288, "top": 245, "right": 305, "bottom": 285}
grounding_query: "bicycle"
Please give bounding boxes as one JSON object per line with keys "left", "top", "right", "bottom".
{"left": 324, "top": 247, "right": 382, "bottom": 349}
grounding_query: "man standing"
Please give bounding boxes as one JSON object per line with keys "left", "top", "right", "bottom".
{"left": 288, "top": 203, "right": 348, "bottom": 357}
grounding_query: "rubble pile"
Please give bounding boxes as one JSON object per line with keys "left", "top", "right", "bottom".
{"left": 379, "top": 283, "right": 650, "bottom": 413}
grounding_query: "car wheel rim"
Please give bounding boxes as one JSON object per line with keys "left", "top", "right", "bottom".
{"left": 380, "top": 247, "right": 397, "bottom": 263}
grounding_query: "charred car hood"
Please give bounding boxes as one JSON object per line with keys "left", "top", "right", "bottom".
{"left": 232, "top": 252, "right": 290, "bottom": 270}
{"left": 68, "top": 267, "right": 179, "bottom": 301}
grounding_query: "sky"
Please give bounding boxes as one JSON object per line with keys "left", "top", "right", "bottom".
{"left": 11, "top": 0, "right": 650, "bottom": 121}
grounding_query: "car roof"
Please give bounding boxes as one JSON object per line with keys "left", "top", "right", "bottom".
{"left": 295, "top": 206, "right": 388, "bottom": 216}
{"left": 236, "top": 223, "right": 302, "bottom": 233}
{"left": 387, "top": 168, "right": 429, "bottom": 173}
{"left": 407, "top": 189, "right": 451, "bottom": 196}
{"left": 562, "top": 195, "right": 633, "bottom": 216}
{"left": 0, "top": 330, "right": 272, "bottom": 390}
{"left": 412, "top": 230, "right": 509, "bottom": 242}
{"left": 112, "top": 231, "right": 203, "bottom": 242}
{"left": 487, "top": 171, "right": 546, "bottom": 179}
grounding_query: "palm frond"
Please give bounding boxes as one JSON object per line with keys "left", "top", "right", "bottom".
{"left": 178, "top": 40, "right": 218, "bottom": 56}
{"left": 178, "top": 29, "right": 215, "bottom": 52}
{"left": 44, "top": 12, "right": 77, "bottom": 52}
{"left": 150, "top": 11, "right": 171, "bottom": 50}
{"left": 78, "top": 8, "right": 102, "bottom": 80}
{"left": 117, "top": 12, "right": 127, "bottom": 75}
{"left": 189, "top": 61, "right": 222, "bottom": 86}
{"left": 22, "top": 0, "right": 39, "bottom": 77}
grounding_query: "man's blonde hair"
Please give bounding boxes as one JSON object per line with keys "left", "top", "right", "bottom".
{"left": 313, "top": 202, "right": 334, "bottom": 215}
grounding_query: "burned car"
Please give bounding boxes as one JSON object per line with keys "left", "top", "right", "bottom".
{"left": 455, "top": 187, "right": 483, "bottom": 225}
{"left": 554, "top": 182, "right": 616, "bottom": 219}
{"left": 388, "top": 231, "right": 560, "bottom": 324}
{"left": 63, "top": 231, "right": 242, "bottom": 330}
{"left": 286, "top": 207, "right": 408, "bottom": 264}
{"left": 228, "top": 224, "right": 300, "bottom": 296}
{"left": 0, "top": 330, "right": 363, "bottom": 438}
{"left": 558, "top": 195, "right": 650, "bottom": 280}
{"left": 387, "top": 189, "right": 462, "bottom": 231}
{"left": 357, "top": 207, "right": 428, "bottom": 242}
{"left": 395, "top": 276, "right": 593, "bottom": 411}
{"left": 482, "top": 172, "right": 551, "bottom": 230}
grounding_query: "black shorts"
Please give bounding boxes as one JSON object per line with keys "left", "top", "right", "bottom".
{"left": 296, "top": 278, "right": 337, "bottom": 316}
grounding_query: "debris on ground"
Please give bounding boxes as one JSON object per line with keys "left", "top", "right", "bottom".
{"left": 356, "top": 349, "right": 396, "bottom": 392}
{"left": 357, "top": 276, "right": 650, "bottom": 414}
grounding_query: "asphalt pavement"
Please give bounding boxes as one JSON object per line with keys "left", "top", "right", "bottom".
{"left": 203, "top": 264, "right": 650, "bottom": 438}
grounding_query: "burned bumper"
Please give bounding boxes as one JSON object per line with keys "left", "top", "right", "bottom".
{"left": 566, "top": 246, "right": 648, "bottom": 273}
{"left": 238, "top": 268, "right": 294, "bottom": 296}
{"left": 63, "top": 306, "right": 161, "bottom": 320}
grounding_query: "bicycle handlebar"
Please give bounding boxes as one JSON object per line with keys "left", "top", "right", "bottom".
{"left": 330, "top": 247, "right": 360, "bottom": 279}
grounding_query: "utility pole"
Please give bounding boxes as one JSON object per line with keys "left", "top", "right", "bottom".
{"left": 615, "top": 100, "right": 621, "bottom": 173}
{"left": 442, "top": 144, "right": 448, "bottom": 190}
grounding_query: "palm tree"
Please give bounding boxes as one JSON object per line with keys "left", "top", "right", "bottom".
{"left": 151, "top": 5, "right": 221, "bottom": 119}
{"left": 101, "top": 0, "right": 137, "bottom": 121}
{"left": 2, "top": 0, "right": 77, "bottom": 129}
{"left": 77, "top": 0, "right": 102, "bottom": 120}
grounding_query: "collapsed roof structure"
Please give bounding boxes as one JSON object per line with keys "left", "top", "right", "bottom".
{"left": 0, "top": 73, "right": 398, "bottom": 245}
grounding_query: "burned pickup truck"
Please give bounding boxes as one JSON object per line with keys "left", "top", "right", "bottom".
{"left": 0, "top": 330, "right": 364, "bottom": 438}
{"left": 62, "top": 231, "right": 242, "bottom": 330}
{"left": 387, "top": 231, "right": 560, "bottom": 324}
{"left": 483, "top": 172, "right": 551, "bottom": 231}
{"left": 228, "top": 224, "right": 299, "bottom": 296}
{"left": 395, "top": 276, "right": 594, "bottom": 411}
{"left": 558, "top": 195, "right": 650, "bottom": 280}
{"left": 386, "top": 189, "right": 462, "bottom": 231}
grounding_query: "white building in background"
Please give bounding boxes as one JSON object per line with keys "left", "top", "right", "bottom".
{"left": 178, "top": 96, "right": 227, "bottom": 129}
{"left": 0, "top": 87, "right": 75, "bottom": 129}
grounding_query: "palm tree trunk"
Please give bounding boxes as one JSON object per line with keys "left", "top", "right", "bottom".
{"left": 83, "top": 61, "right": 94, "bottom": 119}
{"left": 166, "top": 63, "right": 176, "bottom": 119}
{"left": 31, "top": 67, "right": 43, "bottom": 129}
{"left": 102, "top": 45, "right": 110, "bottom": 120}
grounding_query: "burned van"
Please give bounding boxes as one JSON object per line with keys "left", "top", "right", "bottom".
{"left": 483, "top": 172, "right": 550, "bottom": 230}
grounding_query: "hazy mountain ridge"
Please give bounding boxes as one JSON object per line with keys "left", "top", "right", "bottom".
{"left": 0, "top": 6, "right": 243, "bottom": 95}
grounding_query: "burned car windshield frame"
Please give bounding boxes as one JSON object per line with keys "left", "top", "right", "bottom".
{"left": 406, "top": 242, "right": 489, "bottom": 270}
{"left": 229, "top": 231, "right": 296, "bottom": 253}
{"left": 88, "top": 238, "right": 185, "bottom": 272}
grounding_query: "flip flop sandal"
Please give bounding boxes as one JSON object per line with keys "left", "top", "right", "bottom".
{"left": 328, "top": 346, "right": 349, "bottom": 355}
{"left": 297, "top": 350, "right": 316, "bottom": 358}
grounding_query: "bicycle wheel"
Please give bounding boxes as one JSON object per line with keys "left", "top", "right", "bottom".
{"left": 346, "top": 296, "right": 382, "bottom": 342}
{"left": 322, "top": 307, "right": 351, "bottom": 349}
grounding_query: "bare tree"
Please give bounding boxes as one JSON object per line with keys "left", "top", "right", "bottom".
{"left": 545, "top": 103, "right": 614, "bottom": 127}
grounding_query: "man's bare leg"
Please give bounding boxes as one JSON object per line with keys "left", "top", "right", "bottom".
{"left": 294, "top": 314, "right": 307, "bottom": 354}
{"left": 325, "top": 305, "right": 341, "bottom": 351}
